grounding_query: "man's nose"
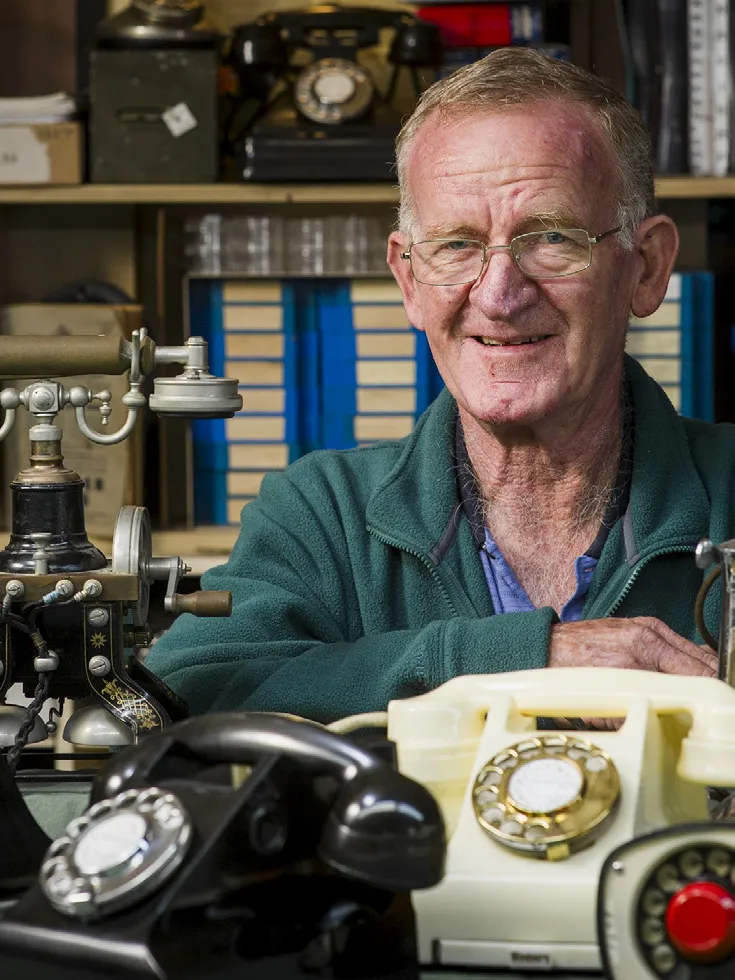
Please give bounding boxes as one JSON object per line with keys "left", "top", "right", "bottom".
{"left": 470, "top": 246, "right": 536, "bottom": 318}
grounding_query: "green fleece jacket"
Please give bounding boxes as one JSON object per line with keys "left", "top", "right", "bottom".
{"left": 146, "top": 357, "right": 733, "bottom": 723}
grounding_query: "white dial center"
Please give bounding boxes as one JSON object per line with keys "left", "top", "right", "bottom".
{"left": 507, "top": 757, "right": 584, "bottom": 813}
{"left": 74, "top": 812, "right": 148, "bottom": 876}
{"left": 314, "top": 71, "right": 355, "bottom": 105}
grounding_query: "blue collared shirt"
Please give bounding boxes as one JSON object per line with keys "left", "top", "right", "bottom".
{"left": 480, "top": 527, "right": 598, "bottom": 622}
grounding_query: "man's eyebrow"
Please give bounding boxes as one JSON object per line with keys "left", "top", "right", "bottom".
{"left": 420, "top": 223, "right": 485, "bottom": 240}
{"left": 516, "top": 209, "right": 582, "bottom": 230}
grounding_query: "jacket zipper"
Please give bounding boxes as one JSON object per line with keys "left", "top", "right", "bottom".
{"left": 366, "top": 525, "right": 460, "bottom": 618}
{"left": 600, "top": 544, "right": 695, "bottom": 618}
{"left": 369, "top": 526, "right": 694, "bottom": 623}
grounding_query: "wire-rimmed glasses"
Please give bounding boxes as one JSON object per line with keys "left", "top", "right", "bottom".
{"left": 400, "top": 227, "right": 621, "bottom": 286}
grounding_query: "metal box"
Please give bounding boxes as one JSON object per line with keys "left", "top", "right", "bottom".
{"left": 89, "top": 48, "right": 218, "bottom": 183}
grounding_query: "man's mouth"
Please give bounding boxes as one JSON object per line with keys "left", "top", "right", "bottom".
{"left": 475, "top": 335, "right": 551, "bottom": 347}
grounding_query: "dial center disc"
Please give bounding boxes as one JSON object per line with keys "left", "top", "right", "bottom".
{"left": 74, "top": 812, "right": 148, "bottom": 876}
{"left": 313, "top": 71, "right": 356, "bottom": 104}
{"left": 507, "top": 757, "right": 584, "bottom": 814}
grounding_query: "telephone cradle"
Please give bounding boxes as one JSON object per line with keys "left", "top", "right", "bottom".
{"left": 388, "top": 666, "right": 735, "bottom": 978}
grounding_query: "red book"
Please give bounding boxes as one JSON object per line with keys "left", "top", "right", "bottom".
{"left": 417, "top": 4, "right": 531, "bottom": 48}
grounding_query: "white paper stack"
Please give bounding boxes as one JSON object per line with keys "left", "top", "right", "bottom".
{"left": 0, "top": 92, "right": 76, "bottom": 125}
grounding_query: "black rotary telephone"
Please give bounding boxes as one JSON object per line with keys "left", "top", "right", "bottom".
{"left": 0, "top": 713, "right": 445, "bottom": 979}
{"left": 225, "top": 3, "right": 442, "bottom": 181}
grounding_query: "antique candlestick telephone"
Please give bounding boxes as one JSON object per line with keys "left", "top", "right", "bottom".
{"left": 0, "top": 326, "right": 242, "bottom": 766}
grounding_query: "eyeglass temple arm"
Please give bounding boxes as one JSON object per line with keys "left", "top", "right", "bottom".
{"left": 590, "top": 226, "right": 622, "bottom": 244}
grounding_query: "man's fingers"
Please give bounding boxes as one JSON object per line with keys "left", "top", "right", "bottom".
{"left": 656, "top": 650, "right": 717, "bottom": 677}
{"left": 643, "top": 616, "right": 716, "bottom": 662}
{"left": 634, "top": 617, "right": 718, "bottom": 674}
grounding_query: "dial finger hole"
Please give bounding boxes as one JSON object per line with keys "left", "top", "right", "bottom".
{"left": 641, "top": 918, "right": 666, "bottom": 946}
{"left": 500, "top": 819, "right": 523, "bottom": 836}
{"left": 480, "top": 807, "right": 505, "bottom": 827}
{"left": 706, "top": 847, "right": 732, "bottom": 877}
{"left": 679, "top": 849, "right": 704, "bottom": 878}
{"left": 585, "top": 755, "right": 608, "bottom": 773}
{"left": 475, "top": 789, "right": 497, "bottom": 806}
{"left": 41, "top": 856, "right": 69, "bottom": 881}
{"left": 641, "top": 888, "right": 666, "bottom": 917}
{"left": 479, "top": 769, "right": 502, "bottom": 788}
{"left": 650, "top": 945, "right": 676, "bottom": 974}
{"left": 655, "top": 863, "right": 681, "bottom": 894}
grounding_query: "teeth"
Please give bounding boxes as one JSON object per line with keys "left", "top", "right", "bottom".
{"left": 479, "top": 336, "right": 545, "bottom": 346}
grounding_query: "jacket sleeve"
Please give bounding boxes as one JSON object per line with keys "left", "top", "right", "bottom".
{"left": 144, "top": 470, "right": 554, "bottom": 724}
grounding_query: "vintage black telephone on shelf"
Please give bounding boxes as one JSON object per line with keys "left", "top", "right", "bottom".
{"left": 226, "top": 3, "right": 442, "bottom": 181}
{"left": 0, "top": 712, "right": 445, "bottom": 979}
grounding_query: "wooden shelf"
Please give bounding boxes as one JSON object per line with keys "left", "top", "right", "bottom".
{"left": 0, "top": 183, "right": 401, "bottom": 205}
{"left": 0, "top": 176, "right": 734, "bottom": 205}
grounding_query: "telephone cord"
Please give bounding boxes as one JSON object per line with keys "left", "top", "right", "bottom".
{"left": 694, "top": 566, "right": 720, "bottom": 652}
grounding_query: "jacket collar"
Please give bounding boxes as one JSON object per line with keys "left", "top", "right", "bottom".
{"left": 365, "top": 356, "right": 711, "bottom": 569}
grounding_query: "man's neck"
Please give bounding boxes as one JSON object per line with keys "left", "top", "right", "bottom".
{"left": 460, "top": 382, "right": 625, "bottom": 610}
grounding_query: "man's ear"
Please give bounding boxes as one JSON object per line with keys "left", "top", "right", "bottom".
{"left": 630, "top": 214, "right": 679, "bottom": 319}
{"left": 387, "top": 232, "right": 425, "bottom": 331}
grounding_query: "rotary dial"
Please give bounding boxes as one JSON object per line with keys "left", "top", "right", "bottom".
{"left": 294, "top": 57, "right": 374, "bottom": 125}
{"left": 40, "top": 786, "right": 192, "bottom": 919}
{"left": 637, "top": 844, "right": 735, "bottom": 974}
{"left": 472, "top": 734, "right": 620, "bottom": 859}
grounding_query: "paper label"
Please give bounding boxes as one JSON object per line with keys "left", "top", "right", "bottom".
{"left": 162, "top": 102, "right": 198, "bottom": 139}
{"left": 0, "top": 127, "right": 50, "bottom": 183}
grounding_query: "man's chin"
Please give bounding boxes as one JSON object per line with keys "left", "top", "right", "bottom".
{"left": 464, "top": 398, "right": 553, "bottom": 430}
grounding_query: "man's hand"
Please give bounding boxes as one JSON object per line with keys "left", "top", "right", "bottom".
{"left": 549, "top": 616, "right": 717, "bottom": 675}
{"left": 548, "top": 617, "right": 718, "bottom": 730}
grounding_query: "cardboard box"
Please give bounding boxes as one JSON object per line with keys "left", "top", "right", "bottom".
{"left": 0, "top": 304, "right": 144, "bottom": 544}
{"left": 0, "top": 122, "right": 82, "bottom": 185}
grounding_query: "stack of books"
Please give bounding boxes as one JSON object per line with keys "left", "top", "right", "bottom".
{"left": 319, "top": 279, "right": 442, "bottom": 449}
{"left": 188, "top": 277, "right": 442, "bottom": 525}
{"left": 190, "top": 279, "right": 315, "bottom": 525}
{"left": 627, "top": 270, "right": 714, "bottom": 420}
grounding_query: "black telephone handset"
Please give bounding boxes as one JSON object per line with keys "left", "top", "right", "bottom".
{"left": 0, "top": 713, "right": 445, "bottom": 979}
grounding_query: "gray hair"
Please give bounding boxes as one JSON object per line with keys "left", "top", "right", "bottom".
{"left": 396, "top": 48, "right": 655, "bottom": 249}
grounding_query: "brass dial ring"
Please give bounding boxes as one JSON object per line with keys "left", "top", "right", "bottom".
{"left": 472, "top": 733, "right": 620, "bottom": 860}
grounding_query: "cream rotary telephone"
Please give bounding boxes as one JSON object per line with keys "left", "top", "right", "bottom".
{"left": 387, "top": 667, "right": 735, "bottom": 974}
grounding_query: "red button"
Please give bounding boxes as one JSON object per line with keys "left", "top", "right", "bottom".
{"left": 665, "top": 882, "right": 735, "bottom": 963}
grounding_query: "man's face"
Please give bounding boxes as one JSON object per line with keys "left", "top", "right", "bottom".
{"left": 388, "top": 103, "right": 641, "bottom": 431}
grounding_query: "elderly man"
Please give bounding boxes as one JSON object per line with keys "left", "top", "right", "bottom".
{"left": 146, "top": 48, "right": 726, "bottom": 722}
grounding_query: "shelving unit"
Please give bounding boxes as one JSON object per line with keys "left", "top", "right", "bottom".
{"left": 2, "top": 177, "right": 735, "bottom": 204}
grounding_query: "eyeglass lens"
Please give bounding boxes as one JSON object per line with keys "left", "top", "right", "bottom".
{"left": 410, "top": 229, "right": 593, "bottom": 284}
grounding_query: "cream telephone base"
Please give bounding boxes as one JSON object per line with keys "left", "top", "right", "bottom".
{"left": 387, "top": 667, "right": 735, "bottom": 973}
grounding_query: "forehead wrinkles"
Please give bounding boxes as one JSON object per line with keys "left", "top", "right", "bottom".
{"left": 407, "top": 108, "right": 616, "bottom": 228}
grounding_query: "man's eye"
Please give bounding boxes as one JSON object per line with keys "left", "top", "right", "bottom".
{"left": 445, "top": 239, "right": 474, "bottom": 251}
{"left": 543, "top": 231, "right": 567, "bottom": 244}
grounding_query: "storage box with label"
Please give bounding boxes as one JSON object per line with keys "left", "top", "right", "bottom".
{"left": 0, "top": 305, "right": 143, "bottom": 545}
{"left": 0, "top": 122, "right": 83, "bottom": 185}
